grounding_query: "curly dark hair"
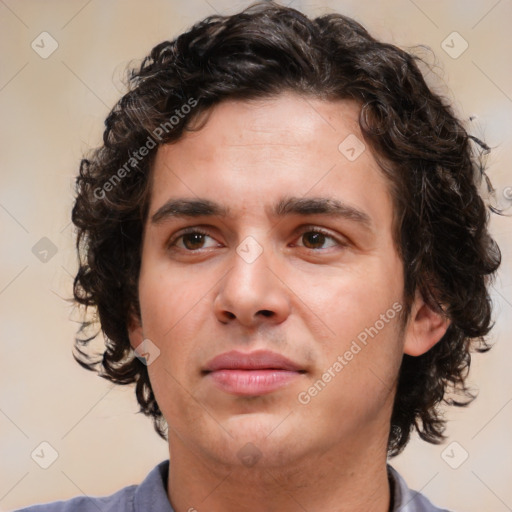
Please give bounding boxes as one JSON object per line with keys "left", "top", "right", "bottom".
{"left": 71, "top": 1, "right": 502, "bottom": 456}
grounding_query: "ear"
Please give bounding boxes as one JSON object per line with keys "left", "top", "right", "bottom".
{"left": 403, "top": 289, "right": 451, "bottom": 356}
{"left": 127, "top": 312, "right": 144, "bottom": 351}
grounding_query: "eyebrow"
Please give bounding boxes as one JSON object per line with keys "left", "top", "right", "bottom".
{"left": 271, "top": 197, "right": 373, "bottom": 230}
{"left": 151, "top": 198, "right": 229, "bottom": 224}
{"left": 150, "top": 196, "right": 373, "bottom": 231}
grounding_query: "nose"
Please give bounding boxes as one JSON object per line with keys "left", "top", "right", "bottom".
{"left": 213, "top": 240, "right": 291, "bottom": 327}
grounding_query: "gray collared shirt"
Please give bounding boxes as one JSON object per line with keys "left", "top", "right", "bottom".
{"left": 14, "top": 460, "right": 452, "bottom": 512}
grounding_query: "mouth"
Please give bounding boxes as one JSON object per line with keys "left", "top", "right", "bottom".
{"left": 203, "top": 350, "right": 306, "bottom": 396}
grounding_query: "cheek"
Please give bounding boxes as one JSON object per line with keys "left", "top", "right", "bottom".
{"left": 139, "top": 267, "right": 206, "bottom": 335}
{"left": 294, "top": 264, "right": 402, "bottom": 336}
{"left": 137, "top": 282, "right": 205, "bottom": 401}
{"left": 294, "top": 266, "right": 406, "bottom": 401}
{"left": 305, "top": 313, "right": 405, "bottom": 422}
{"left": 147, "top": 359, "right": 206, "bottom": 438}
{"left": 141, "top": 278, "right": 209, "bottom": 422}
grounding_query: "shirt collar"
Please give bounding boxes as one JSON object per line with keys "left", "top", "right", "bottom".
{"left": 387, "top": 465, "right": 450, "bottom": 511}
{"left": 134, "top": 460, "right": 175, "bottom": 511}
{"left": 135, "top": 460, "right": 447, "bottom": 512}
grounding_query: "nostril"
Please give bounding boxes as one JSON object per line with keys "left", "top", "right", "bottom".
{"left": 258, "top": 310, "right": 274, "bottom": 317}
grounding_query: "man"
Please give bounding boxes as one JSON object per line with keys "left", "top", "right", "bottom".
{"left": 18, "top": 2, "right": 501, "bottom": 511}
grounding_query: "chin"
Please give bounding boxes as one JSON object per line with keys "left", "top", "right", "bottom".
{"left": 225, "top": 409, "right": 290, "bottom": 436}
{"left": 212, "top": 412, "right": 306, "bottom": 467}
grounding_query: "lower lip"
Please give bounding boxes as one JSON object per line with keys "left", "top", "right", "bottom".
{"left": 206, "top": 370, "right": 302, "bottom": 395}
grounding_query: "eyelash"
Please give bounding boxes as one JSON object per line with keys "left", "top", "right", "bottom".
{"left": 167, "top": 226, "right": 346, "bottom": 252}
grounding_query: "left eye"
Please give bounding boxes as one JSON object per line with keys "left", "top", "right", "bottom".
{"left": 296, "top": 230, "right": 340, "bottom": 250}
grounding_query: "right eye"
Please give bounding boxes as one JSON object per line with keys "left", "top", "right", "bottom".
{"left": 167, "top": 229, "right": 222, "bottom": 251}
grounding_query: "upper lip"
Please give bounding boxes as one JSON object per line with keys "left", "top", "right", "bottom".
{"left": 203, "top": 350, "right": 304, "bottom": 372}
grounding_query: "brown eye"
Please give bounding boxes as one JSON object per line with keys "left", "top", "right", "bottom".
{"left": 181, "top": 233, "right": 207, "bottom": 250}
{"left": 302, "top": 231, "right": 327, "bottom": 249}
{"left": 297, "top": 229, "right": 340, "bottom": 250}
{"left": 169, "top": 230, "right": 220, "bottom": 251}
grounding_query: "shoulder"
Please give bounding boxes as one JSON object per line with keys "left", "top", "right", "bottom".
{"left": 13, "top": 460, "right": 171, "bottom": 512}
{"left": 388, "top": 465, "right": 453, "bottom": 512}
{"left": 13, "top": 485, "right": 137, "bottom": 512}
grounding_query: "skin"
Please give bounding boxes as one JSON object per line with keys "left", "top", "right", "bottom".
{"left": 128, "top": 92, "right": 449, "bottom": 512}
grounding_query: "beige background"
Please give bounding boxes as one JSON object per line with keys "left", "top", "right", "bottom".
{"left": 1, "top": 0, "right": 511, "bottom": 510}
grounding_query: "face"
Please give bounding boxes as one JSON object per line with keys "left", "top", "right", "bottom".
{"left": 129, "top": 93, "right": 439, "bottom": 470}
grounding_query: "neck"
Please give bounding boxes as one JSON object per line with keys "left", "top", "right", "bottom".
{"left": 165, "top": 430, "right": 392, "bottom": 512}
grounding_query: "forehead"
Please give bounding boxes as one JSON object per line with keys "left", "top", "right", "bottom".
{"left": 173, "top": 93, "right": 364, "bottom": 163}
{"left": 147, "top": 93, "right": 394, "bottom": 232}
